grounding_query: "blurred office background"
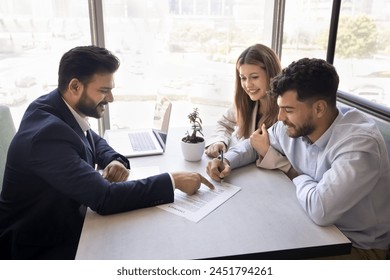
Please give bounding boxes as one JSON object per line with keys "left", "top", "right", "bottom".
{"left": 0, "top": 0, "right": 389, "bottom": 134}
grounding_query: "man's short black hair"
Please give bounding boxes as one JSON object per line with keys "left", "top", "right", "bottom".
{"left": 58, "top": 45, "right": 120, "bottom": 93}
{"left": 270, "top": 58, "right": 339, "bottom": 107}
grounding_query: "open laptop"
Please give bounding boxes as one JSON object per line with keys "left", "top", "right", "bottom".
{"left": 104, "top": 96, "right": 172, "bottom": 158}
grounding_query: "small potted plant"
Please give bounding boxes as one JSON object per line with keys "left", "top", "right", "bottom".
{"left": 181, "top": 107, "right": 205, "bottom": 161}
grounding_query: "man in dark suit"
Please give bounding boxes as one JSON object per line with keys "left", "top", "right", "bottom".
{"left": 0, "top": 46, "right": 214, "bottom": 260}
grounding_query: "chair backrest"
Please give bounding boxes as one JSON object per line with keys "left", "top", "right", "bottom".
{"left": 0, "top": 105, "right": 16, "bottom": 192}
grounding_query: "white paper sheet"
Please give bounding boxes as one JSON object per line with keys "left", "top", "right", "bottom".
{"left": 157, "top": 181, "right": 241, "bottom": 223}
{"left": 125, "top": 166, "right": 241, "bottom": 223}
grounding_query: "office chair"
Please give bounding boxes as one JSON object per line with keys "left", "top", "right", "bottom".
{"left": 0, "top": 105, "right": 16, "bottom": 192}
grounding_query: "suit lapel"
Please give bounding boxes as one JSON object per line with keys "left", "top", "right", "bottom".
{"left": 49, "top": 89, "right": 96, "bottom": 167}
{"left": 86, "top": 129, "right": 96, "bottom": 163}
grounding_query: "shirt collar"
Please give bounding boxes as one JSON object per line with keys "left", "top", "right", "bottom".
{"left": 62, "top": 98, "right": 90, "bottom": 133}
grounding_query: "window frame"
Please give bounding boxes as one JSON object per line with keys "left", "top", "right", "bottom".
{"left": 326, "top": 0, "right": 390, "bottom": 122}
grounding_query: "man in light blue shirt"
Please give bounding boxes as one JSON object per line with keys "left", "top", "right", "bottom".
{"left": 207, "top": 58, "right": 390, "bottom": 259}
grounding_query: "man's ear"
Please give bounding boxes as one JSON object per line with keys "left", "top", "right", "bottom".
{"left": 313, "top": 99, "right": 327, "bottom": 118}
{"left": 69, "top": 78, "right": 82, "bottom": 95}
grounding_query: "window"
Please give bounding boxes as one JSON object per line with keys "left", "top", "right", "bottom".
{"left": 334, "top": 0, "right": 390, "bottom": 107}
{"left": 281, "top": 0, "right": 390, "bottom": 109}
{"left": 281, "top": 0, "right": 333, "bottom": 67}
{"left": 102, "top": 0, "right": 274, "bottom": 130}
{"left": 0, "top": 0, "right": 91, "bottom": 129}
{"left": 1, "top": 0, "right": 388, "bottom": 133}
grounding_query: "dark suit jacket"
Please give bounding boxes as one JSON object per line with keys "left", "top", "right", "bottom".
{"left": 0, "top": 89, "right": 174, "bottom": 259}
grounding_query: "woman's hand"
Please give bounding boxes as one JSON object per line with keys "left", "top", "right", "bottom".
{"left": 205, "top": 141, "right": 227, "bottom": 158}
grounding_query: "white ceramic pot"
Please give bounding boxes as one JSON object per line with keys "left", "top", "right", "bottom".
{"left": 181, "top": 138, "right": 205, "bottom": 161}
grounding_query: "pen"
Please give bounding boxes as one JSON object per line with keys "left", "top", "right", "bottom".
{"left": 219, "top": 150, "right": 224, "bottom": 164}
{"left": 219, "top": 150, "right": 224, "bottom": 183}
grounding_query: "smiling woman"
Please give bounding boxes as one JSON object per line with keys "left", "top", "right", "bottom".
{"left": 205, "top": 43, "right": 281, "bottom": 158}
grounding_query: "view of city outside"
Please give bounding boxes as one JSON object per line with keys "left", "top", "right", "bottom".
{"left": 335, "top": 1, "right": 390, "bottom": 106}
{"left": 281, "top": 0, "right": 332, "bottom": 65}
{"left": 0, "top": 0, "right": 275, "bottom": 132}
{"left": 0, "top": 0, "right": 93, "bottom": 128}
{"left": 102, "top": 0, "right": 274, "bottom": 131}
{"left": 1, "top": 0, "right": 389, "bottom": 135}
{"left": 282, "top": 0, "right": 390, "bottom": 107}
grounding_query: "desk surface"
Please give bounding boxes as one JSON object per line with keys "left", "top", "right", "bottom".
{"left": 76, "top": 127, "right": 351, "bottom": 260}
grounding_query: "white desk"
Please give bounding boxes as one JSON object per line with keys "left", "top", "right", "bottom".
{"left": 76, "top": 127, "right": 351, "bottom": 260}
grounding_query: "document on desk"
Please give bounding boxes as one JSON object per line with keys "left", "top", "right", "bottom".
{"left": 157, "top": 182, "right": 241, "bottom": 223}
{"left": 125, "top": 166, "right": 241, "bottom": 223}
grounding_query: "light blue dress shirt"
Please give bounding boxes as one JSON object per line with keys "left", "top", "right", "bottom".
{"left": 225, "top": 106, "right": 390, "bottom": 250}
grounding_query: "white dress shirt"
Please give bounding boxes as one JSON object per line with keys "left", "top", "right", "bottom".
{"left": 225, "top": 106, "right": 390, "bottom": 250}
{"left": 62, "top": 98, "right": 90, "bottom": 134}
{"left": 62, "top": 98, "right": 176, "bottom": 189}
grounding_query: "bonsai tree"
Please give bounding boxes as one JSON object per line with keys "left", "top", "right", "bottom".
{"left": 182, "top": 108, "right": 204, "bottom": 143}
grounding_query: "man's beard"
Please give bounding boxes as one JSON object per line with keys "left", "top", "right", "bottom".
{"left": 76, "top": 89, "right": 106, "bottom": 119}
{"left": 284, "top": 118, "right": 315, "bottom": 138}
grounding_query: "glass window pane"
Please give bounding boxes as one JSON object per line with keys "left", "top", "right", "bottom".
{"left": 0, "top": 0, "right": 91, "bottom": 129}
{"left": 334, "top": 1, "right": 390, "bottom": 107}
{"left": 102, "top": 0, "right": 275, "bottom": 130}
{"left": 281, "top": 0, "right": 333, "bottom": 67}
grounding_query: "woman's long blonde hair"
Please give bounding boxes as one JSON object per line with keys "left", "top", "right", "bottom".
{"left": 234, "top": 44, "right": 281, "bottom": 138}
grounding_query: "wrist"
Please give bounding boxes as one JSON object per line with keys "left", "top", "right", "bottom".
{"left": 286, "top": 166, "right": 298, "bottom": 180}
{"left": 114, "top": 157, "right": 130, "bottom": 169}
{"left": 259, "top": 144, "right": 270, "bottom": 158}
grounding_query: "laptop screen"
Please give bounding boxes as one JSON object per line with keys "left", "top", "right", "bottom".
{"left": 153, "top": 96, "right": 172, "bottom": 133}
{"left": 152, "top": 96, "right": 172, "bottom": 150}
{"left": 103, "top": 96, "right": 172, "bottom": 157}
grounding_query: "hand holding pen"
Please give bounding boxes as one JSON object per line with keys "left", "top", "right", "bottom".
{"left": 219, "top": 150, "right": 224, "bottom": 164}
{"left": 206, "top": 150, "right": 231, "bottom": 182}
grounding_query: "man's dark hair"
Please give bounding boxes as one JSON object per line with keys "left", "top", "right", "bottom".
{"left": 270, "top": 58, "right": 339, "bottom": 107}
{"left": 58, "top": 45, "right": 120, "bottom": 93}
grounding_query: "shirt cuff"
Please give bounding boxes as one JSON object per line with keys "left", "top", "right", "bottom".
{"left": 168, "top": 172, "right": 176, "bottom": 191}
{"left": 114, "top": 157, "right": 130, "bottom": 169}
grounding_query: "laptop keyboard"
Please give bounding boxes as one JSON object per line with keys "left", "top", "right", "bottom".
{"left": 128, "top": 132, "right": 157, "bottom": 151}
